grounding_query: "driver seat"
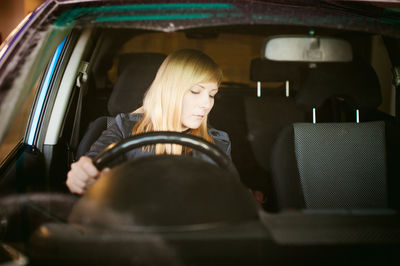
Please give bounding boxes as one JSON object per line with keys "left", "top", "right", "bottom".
{"left": 76, "top": 53, "right": 166, "bottom": 159}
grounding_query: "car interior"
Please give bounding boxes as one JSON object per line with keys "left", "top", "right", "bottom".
{"left": 1, "top": 20, "right": 400, "bottom": 265}
{"left": 2, "top": 25, "right": 399, "bottom": 208}
{"left": 60, "top": 26, "right": 400, "bottom": 212}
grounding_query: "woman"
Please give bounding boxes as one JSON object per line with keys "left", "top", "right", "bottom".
{"left": 66, "top": 49, "right": 231, "bottom": 194}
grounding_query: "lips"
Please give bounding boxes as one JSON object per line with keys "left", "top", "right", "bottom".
{"left": 193, "top": 114, "right": 204, "bottom": 119}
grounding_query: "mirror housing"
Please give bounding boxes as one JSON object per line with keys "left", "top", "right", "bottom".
{"left": 264, "top": 35, "right": 353, "bottom": 62}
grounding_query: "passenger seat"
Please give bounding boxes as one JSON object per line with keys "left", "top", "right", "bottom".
{"left": 271, "top": 58, "right": 390, "bottom": 210}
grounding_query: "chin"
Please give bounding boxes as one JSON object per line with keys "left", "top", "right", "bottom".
{"left": 183, "top": 122, "right": 202, "bottom": 130}
{"left": 187, "top": 124, "right": 202, "bottom": 130}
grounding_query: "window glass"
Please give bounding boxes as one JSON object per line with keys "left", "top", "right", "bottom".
{"left": 0, "top": 81, "right": 37, "bottom": 162}
{"left": 109, "top": 32, "right": 282, "bottom": 89}
{"left": 0, "top": 25, "right": 68, "bottom": 161}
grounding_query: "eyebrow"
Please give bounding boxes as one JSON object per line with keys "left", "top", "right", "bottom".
{"left": 197, "top": 84, "right": 218, "bottom": 92}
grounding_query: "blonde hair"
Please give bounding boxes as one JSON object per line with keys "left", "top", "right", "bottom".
{"left": 132, "top": 49, "right": 223, "bottom": 154}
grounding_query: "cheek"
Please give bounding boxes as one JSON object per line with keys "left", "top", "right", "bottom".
{"left": 208, "top": 99, "right": 215, "bottom": 111}
{"left": 181, "top": 94, "right": 193, "bottom": 115}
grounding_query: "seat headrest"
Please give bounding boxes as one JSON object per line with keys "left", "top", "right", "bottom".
{"left": 250, "top": 58, "right": 305, "bottom": 83}
{"left": 107, "top": 53, "right": 167, "bottom": 116}
{"left": 295, "top": 58, "right": 382, "bottom": 108}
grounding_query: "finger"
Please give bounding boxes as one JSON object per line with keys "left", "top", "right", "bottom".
{"left": 70, "top": 164, "right": 92, "bottom": 183}
{"left": 71, "top": 159, "right": 98, "bottom": 183}
{"left": 69, "top": 174, "right": 86, "bottom": 189}
{"left": 79, "top": 157, "right": 100, "bottom": 178}
{"left": 66, "top": 178, "right": 84, "bottom": 194}
{"left": 70, "top": 184, "right": 84, "bottom": 195}
{"left": 67, "top": 170, "right": 87, "bottom": 192}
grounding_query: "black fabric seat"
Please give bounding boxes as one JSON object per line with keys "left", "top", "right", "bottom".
{"left": 295, "top": 58, "right": 382, "bottom": 122}
{"left": 272, "top": 121, "right": 387, "bottom": 209}
{"left": 107, "top": 53, "right": 167, "bottom": 116}
{"left": 249, "top": 58, "right": 306, "bottom": 88}
{"left": 76, "top": 53, "right": 166, "bottom": 159}
{"left": 245, "top": 58, "right": 308, "bottom": 174}
{"left": 241, "top": 58, "right": 308, "bottom": 209}
{"left": 271, "top": 58, "right": 391, "bottom": 210}
{"left": 208, "top": 83, "right": 267, "bottom": 191}
{"left": 76, "top": 117, "right": 116, "bottom": 159}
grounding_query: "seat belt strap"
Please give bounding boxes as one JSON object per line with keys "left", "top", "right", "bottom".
{"left": 70, "top": 61, "right": 89, "bottom": 158}
{"left": 393, "top": 66, "right": 400, "bottom": 120}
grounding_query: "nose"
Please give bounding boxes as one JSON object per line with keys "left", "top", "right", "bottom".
{"left": 199, "top": 93, "right": 212, "bottom": 109}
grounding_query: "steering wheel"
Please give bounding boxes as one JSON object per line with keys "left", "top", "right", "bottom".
{"left": 70, "top": 132, "right": 257, "bottom": 229}
{"left": 92, "top": 131, "right": 237, "bottom": 175}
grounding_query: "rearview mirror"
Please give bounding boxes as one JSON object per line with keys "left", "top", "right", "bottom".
{"left": 264, "top": 35, "right": 353, "bottom": 62}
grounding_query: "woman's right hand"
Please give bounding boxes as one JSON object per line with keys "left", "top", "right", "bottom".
{"left": 66, "top": 156, "right": 109, "bottom": 194}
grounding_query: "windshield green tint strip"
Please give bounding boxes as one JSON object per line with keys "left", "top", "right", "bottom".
{"left": 382, "top": 8, "right": 400, "bottom": 24}
{"left": 97, "top": 13, "right": 212, "bottom": 22}
{"left": 384, "top": 8, "right": 400, "bottom": 14}
{"left": 56, "top": 3, "right": 234, "bottom": 26}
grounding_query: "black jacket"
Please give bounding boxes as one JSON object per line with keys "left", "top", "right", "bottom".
{"left": 86, "top": 113, "right": 232, "bottom": 164}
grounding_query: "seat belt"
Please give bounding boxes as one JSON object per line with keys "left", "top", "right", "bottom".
{"left": 69, "top": 61, "right": 89, "bottom": 161}
{"left": 393, "top": 66, "right": 400, "bottom": 120}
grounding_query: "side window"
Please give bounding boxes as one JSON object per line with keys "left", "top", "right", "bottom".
{"left": 0, "top": 36, "right": 67, "bottom": 163}
{"left": 0, "top": 84, "right": 37, "bottom": 162}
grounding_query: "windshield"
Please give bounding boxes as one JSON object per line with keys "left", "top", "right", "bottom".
{"left": 0, "top": 1, "right": 399, "bottom": 265}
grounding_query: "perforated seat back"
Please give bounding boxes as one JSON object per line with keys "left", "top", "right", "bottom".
{"left": 293, "top": 122, "right": 387, "bottom": 209}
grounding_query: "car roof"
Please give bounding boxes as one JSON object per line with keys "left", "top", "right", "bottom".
{"left": 50, "top": 0, "right": 400, "bottom": 36}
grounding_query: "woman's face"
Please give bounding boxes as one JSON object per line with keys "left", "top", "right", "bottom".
{"left": 181, "top": 82, "right": 218, "bottom": 130}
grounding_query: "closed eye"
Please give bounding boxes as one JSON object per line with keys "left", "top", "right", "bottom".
{"left": 210, "top": 90, "right": 218, "bottom": 98}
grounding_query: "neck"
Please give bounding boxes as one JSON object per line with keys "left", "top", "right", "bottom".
{"left": 182, "top": 128, "right": 190, "bottom": 133}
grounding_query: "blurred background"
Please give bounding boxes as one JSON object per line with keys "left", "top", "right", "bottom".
{"left": 0, "top": 0, "right": 46, "bottom": 43}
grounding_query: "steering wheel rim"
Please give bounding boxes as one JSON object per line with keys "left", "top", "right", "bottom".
{"left": 92, "top": 131, "right": 236, "bottom": 174}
